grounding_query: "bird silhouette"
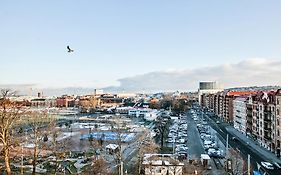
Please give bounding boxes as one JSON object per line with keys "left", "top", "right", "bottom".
{"left": 67, "top": 45, "right": 74, "bottom": 53}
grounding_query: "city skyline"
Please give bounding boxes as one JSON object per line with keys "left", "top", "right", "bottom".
{"left": 1, "top": 1, "right": 281, "bottom": 93}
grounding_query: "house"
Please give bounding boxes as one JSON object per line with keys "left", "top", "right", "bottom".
{"left": 105, "top": 144, "right": 119, "bottom": 154}
{"left": 142, "top": 154, "right": 184, "bottom": 175}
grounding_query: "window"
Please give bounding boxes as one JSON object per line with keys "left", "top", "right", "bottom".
{"left": 278, "top": 130, "right": 280, "bottom": 137}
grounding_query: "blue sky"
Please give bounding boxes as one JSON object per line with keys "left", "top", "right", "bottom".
{"left": 1, "top": 1, "right": 281, "bottom": 92}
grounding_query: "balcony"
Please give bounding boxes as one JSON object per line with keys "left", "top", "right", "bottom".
{"left": 246, "top": 114, "right": 253, "bottom": 119}
{"left": 264, "top": 108, "right": 272, "bottom": 114}
{"left": 236, "top": 115, "right": 242, "bottom": 119}
{"left": 264, "top": 126, "right": 272, "bottom": 132}
{"left": 247, "top": 120, "right": 253, "bottom": 124}
{"left": 264, "top": 134, "right": 272, "bottom": 141}
{"left": 264, "top": 116, "right": 272, "bottom": 122}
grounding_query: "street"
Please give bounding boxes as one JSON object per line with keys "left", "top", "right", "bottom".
{"left": 204, "top": 111, "right": 281, "bottom": 175}
{"left": 186, "top": 111, "right": 205, "bottom": 159}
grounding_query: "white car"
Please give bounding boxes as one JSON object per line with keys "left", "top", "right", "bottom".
{"left": 261, "top": 161, "right": 274, "bottom": 170}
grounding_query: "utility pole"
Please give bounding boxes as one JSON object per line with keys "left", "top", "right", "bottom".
{"left": 120, "top": 161, "right": 124, "bottom": 175}
{"left": 247, "top": 154, "right": 251, "bottom": 175}
{"left": 21, "top": 145, "right": 23, "bottom": 175}
{"left": 226, "top": 134, "right": 229, "bottom": 158}
{"left": 173, "top": 135, "right": 175, "bottom": 154}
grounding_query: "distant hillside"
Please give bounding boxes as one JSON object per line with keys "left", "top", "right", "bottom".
{"left": 226, "top": 85, "right": 281, "bottom": 92}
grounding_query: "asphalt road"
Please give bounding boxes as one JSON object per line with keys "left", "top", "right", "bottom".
{"left": 186, "top": 112, "right": 205, "bottom": 159}
{"left": 204, "top": 112, "right": 281, "bottom": 175}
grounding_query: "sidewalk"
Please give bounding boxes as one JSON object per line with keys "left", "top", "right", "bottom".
{"left": 226, "top": 126, "right": 281, "bottom": 164}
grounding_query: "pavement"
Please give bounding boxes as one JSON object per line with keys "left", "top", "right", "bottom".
{"left": 186, "top": 111, "right": 227, "bottom": 175}
{"left": 205, "top": 112, "right": 281, "bottom": 175}
{"left": 226, "top": 126, "right": 281, "bottom": 164}
{"left": 186, "top": 112, "right": 205, "bottom": 159}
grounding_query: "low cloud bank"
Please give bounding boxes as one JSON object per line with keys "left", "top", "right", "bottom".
{"left": 1, "top": 58, "right": 281, "bottom": 95}
{"left": 104, "top": 58, "right": 281, "bottom": 92}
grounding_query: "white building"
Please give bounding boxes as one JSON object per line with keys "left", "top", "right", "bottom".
{"left": 198, "top": 81, "right": 223, "bottom": 105}
{"left": 128, "top": 108, "right": 161, "bottom": 121}
{"left": 144, "top": 110, "right": 162, "bottom": 121}
{"left": 94, "top": 89, "right": 104, "bottom": 95}
{"left": 233, "top": 97, "right": 248, "bottom": 134}
{"left": 128, "top": 108, "right": 151, "bottom": 117}
{"left": 142, "top": 154, "right": 184, "bottom": 175}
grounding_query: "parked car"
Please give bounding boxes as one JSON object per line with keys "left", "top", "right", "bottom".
{"left": 208, "top": 148, "right": 224, "bottom": 158}
{"left": 177, "top": 138, "right": 185, "bottom": 144}
{"left": 175, "top": 145, "right": 188, "bottom": 152}
{"left": 261, "top": 161, "right": 274, "bottom": 170}
{"left": 166, "top": 138, "right": 174, "bottom": 143}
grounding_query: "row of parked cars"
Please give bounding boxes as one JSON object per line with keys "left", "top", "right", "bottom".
{"left": 191, "top": 110, "right": 224, "bottom": 158}
{"left": 166, "top": 116, "right": 189, "bottom": 159}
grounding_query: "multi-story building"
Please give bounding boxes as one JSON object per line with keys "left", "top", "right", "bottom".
{"left": 142, "top": 154, "right": 184, "bottom": 175}
{"left": 276, "top": 89, "right": 281, "bottom": 157}
{"left": 256, "top": 92, "right": 276, "bottom": 152}
{"left": 198, "top": 81, "right": 223, "bottom": 105}
{"left": 233, "top": 97, "right": 248, "bottom": 134}
{"left": 30, "top": 97, "right": 57, "bottom": 108}
{"left": 202, "top": 88, "right": 281, "bottom": 156}
{"left": 246, "top": 91, "right": 278, "bottom": 153}
{"left": 215, "top": 91, "right": 255, "bottom": 123}
{"left": 56, "top": 95, "right": 75, "bottom": 107}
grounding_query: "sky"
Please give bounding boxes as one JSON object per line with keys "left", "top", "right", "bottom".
{"left": 1, "top": 1, "right": 281, "bottom": 94}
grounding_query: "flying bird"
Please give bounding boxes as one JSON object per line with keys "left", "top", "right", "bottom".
{"left": 67, "top": 45, "right": 74, "bottom": 53}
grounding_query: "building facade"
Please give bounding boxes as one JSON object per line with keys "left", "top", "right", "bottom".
{"left": 198, "top": 81, "right": 224, "bottom": 105}
{"left": 233, "top": 97, "right": 247, "bottom": 134}
{"left": 201, "top": 89, "right": 281, "bottom": 156}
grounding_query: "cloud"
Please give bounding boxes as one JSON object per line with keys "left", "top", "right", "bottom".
{"left": 2, "top": 58, "right": 281, "bottom": 95}
{"left": 0, "top": 84, "right": 97, "bottom": 96}
{"left": 104, "top": 58, "right": 281, "bottom": 93}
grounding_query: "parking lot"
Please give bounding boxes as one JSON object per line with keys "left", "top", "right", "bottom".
{"left": 186, "top": 111, "right": 204, "bottom": 159}
{"left": 190, "top": 109, "right": 225, "bottom": 160}
{"left": 165, "top": 115, "right": 189, "bottom": 160}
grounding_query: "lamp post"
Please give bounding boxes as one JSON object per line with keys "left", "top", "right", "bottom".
{"left": 172, "top": 135, "right": 175, "bottom": 154}
{"left": 21, "top": 144, "right": 23, "bottom": 175}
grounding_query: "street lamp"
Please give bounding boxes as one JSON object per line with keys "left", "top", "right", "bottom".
{"left": 172, "top": 135, "right": 175, "bottom": 154}
{"left": 21, "top": 144, "right": 24, "bottom": 175}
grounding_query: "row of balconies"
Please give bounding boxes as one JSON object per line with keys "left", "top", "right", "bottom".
{"left": 264, "top": 125, "right": 272, "bottom": 132}
{"left": 264, "top": 133, "right": 272, "bottom": 141}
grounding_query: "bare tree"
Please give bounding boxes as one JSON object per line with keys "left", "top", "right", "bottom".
{"left": 91, "top": 157, "right": 110, "bottom": 175}
{"left": 46, "top": 118, "right": 67, "bottom": 175}
{"left": 24, "top": 112, "right": 52, "bottom": 175}
{"left": 0, "top": 89, "right": 22, "bottom": 175}
{"left": 137, "top": 132, "right": 159, "bottom": 175}
{"left": 155, "top": 117, "right": 170, "bottom": 149}
{"left": 229, "top": 148, "right": 248, "bottom": 175}
{"left": 110, "top": 117, "right": 125, "bottom": 175}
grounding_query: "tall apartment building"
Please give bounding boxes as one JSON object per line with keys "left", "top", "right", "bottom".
{"left": 201, "top": 89, "right": 281, "bottom": 155}
{"left": 233, "top": 97, "right": 248, "bottom": 134}
{"left": 275, "top": 89, "right": 281, "bottom": 156}
{"left": 198, "top": 81, "right": 223, "bottom": 105}
{"left": 242, "top": 91, "right": 280, "bottom": 155}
